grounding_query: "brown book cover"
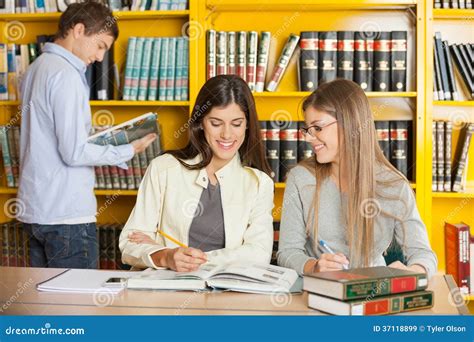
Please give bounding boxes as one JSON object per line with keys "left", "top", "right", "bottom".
{"left": 452, "top": 123, "right": 474, "bottom": 192}
{"left": 304, "top": 266, "right": 428, "bottom": 300}
{"left": 445, "top": 222, "right": 470, "bottom": 294}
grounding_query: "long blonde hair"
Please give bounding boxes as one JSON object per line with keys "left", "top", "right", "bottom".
{"left": 301, "top": 79, "right": 409, "bottom": 267}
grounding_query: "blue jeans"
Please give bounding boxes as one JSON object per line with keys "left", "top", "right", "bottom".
{"left": 23, "top": 223, "right": 98, "bottom": 269}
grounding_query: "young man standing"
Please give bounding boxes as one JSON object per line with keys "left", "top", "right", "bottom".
{"left": 18, "top": 2, "right": 156, "bottom": 269}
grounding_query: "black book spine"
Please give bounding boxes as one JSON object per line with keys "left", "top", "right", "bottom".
{"left": 375, "top": 121, "right": 390, "bottom": 159}
{"left": 93, "top": 48, "right": 114, "bottom": 101}
{"left": 433, "top": 40, "right": 444, "bottom": 100}
{"left": 299, "top": 31, "right": 318, "bottom": 92}
{"left": 434, "top": 32, "right": 452, "bottom": 100}
{"left": 318, "top": 31, "right": 337, "bottom": 85}
{"left": 458, "top": 44, "right": 474, "bottom": 80}
{"left": 279, "top": 121, "right": 298, "bottom": 182}
{"left": 444, "top": 121, "right": 453, "bottom": 192}
{"left": 85, "top": 65, "right": 94, "bottom": 100}
{"left": 337, "top": 31, "right": 354, "bottom": 81}
{"left": 432, "top": 121, "right": 438, "bottom": 192}
{"left": 443, "top": 40, "right": 459, "bottom": 100}
{"left": 373, "top": 32, "right": 391, "bottom": 91}
{"left": 266, "top": 121, "right": 280, "bottom": 183}
{"left": 466, "top": 44, "right": 474, "bottom": 65}
{"left": 452, "top": 124, "right": 474, "bottom": 192}
{"left": 354, "top": 32, "right": 369, "bottom": 91}
{"left": 436, "top": 121, "right": 445, "bottom": 191}
{"left": 260, "top": 120, "right": 268, "bottom": 167}
{"left": 389, "top": 121, "right": 409, "bottom": 177}
{"left": 390, "top": 31, "right": 407, "bottom": 91}
{"left": 366, "top": 36, "right": 374, "bottom": 91}
{"left": 450, "top": 44, "right": 474, "bottom": 98}
{"left": 297, "top": 121, "right": 313, "bottom": 162}
{"left": 434, "top": 0, "right": 442, "bottom": 7}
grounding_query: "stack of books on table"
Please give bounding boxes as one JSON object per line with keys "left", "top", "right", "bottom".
{"left": 303, "top": 266, "right": 433, "bottom": 315}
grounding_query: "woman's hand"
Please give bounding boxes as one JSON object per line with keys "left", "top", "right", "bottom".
{"left": 314, "top": 253, "right": 349, "bottom": 272}
{"left": 389, "top": 261, "right": 427, "bottom": 274}
{"left": 164, "top": 247, "right": 208, "bottom": 272}
{"left": 128, "top": 231, "right": 158, "bottom": 245}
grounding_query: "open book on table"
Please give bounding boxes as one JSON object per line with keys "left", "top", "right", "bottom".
{"left": 127, "top": 262, "right": 299, "bottom": 294}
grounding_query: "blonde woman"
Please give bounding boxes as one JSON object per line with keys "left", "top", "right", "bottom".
{"left": 277, "top": 79, "right": 437, "bottom": 278}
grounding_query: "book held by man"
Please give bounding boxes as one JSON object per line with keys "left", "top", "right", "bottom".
{"left": 88, "top": 112, "right": 158, "bottom": 145}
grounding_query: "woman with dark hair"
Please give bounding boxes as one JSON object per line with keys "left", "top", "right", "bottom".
{"left": 119, "top": 75, "right": 274, "bottom": 271}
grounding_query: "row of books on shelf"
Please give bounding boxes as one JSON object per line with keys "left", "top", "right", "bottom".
{"left": 0, "top": 220, "right": 130, "bottom": 270}
{"left": 0, "top": 0, "right": 187, "bottom": 14}
{"left": 261, "top": 120, "right": 412, "bottom": 183}
{"left": 304, "top": 267, "right": 433, "bottom": 315}
{"left": 123, "top": 36, "right": 189, "bottom": 101}
{"left": 207, "top": 30, "right": 407, "bottom": 93}
{"left": 445, "top": 221, "right": 474, "bottom": 295}
{"left": 432, "top": 120, "right": 473, "bottom": 192}
{"left": 433, "top": 33, "right": 473, "bottom": 101}
{"left": 434, "top": 0, "right": 473, "bottom": 9}
{"left": 0, "top": 36, "right": 54, "bottom": 101}
{"left": 0, "top": 112, "right": 161, "bottom": 189}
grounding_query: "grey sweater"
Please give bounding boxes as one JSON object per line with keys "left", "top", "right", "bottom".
{"left": 277, "top": 165, "right": 438, "bottom": 278}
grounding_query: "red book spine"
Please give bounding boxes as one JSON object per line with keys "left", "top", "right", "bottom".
{"left": 364, "top": 298, "right": 390, "bottom": 315}
{"left": 390, "top": 276, "right": 417, "bottom": 293}
{"left": 445, "top": 222, "right": 470, "bottom": 294}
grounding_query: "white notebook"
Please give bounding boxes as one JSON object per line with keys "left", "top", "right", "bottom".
{"left": 37, "top": 269, "right": 141, "bottom": 294}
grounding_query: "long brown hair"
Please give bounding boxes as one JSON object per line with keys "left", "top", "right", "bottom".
{"left": 301, "top": 79, "right": 409, "bottom": 267}
{"left": 168, "top": 75, "right": 271, "bottom": 176}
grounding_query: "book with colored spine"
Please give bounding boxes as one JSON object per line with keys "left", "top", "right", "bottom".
{"left": 138, "top": 38, "right": 153, "bottom": 101}
{"left": 266, "top": 34, "right": 299, "bottom": 92}
{"left": 303, "top": 266, "right": 429, "bottom": 301}
{"left": 174, "top": 38, "right": 184, "bottom": 101}
{"left": 206, "top": 30, "right": 216, "bottom": 80}
{"left": 147, "top": 38, "right": 162, "bottom": 101}
{"left": 130, "top": 37, "right": 145, "bottom": 101}
{"left": 227, "top": 32, "right": 236, "bottom": 76}
{"left": 255, "top": 32, "right": 271, "bottom": 92}
{"left": 166, "top": 37, "right": 177, "bottom": 101}
{"left": 216, "top": 31, "right": 227, "bottom": 76}
{"left": 299, "top": 31, "right": 318, "bottom": 92}
{"left": 123, "top": 37, "right": 137, "bottom": 100}
{"left": 246, "top": 31, "right": 258, "bottom": 91}
{"left": 236, "top": 31, "right": 247, "bottom": 81}
{"left": 158, "top": 38, "right": 169, "bottom": 101}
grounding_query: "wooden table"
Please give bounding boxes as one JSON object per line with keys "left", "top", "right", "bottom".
{"left": 0, "top": 267, "right": 468, "bottom": 315}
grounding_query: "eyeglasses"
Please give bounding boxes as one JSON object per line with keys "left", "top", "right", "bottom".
{"left": 299, "top": 120, "right": 338, "bottom": 138}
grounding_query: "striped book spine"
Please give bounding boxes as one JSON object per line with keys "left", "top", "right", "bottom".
{"left": 246, "top": 31, "right": 258, "bottom": 91}
{"left": 0, "top": 127, "right": 15, "bottom": 187}
{"left": 206, "top": 30, "right": 216, "bottom": 80}
{"left": 138, "top": 38, "right": 153, "bottom": 101}
{"left": 0, "top": 44, "right": 8, "bottom": 100}
{"left": 123, "top": 38, "right": 137, "bottom": 100}
{"left": 166, "top": 37, "right": 177, "bottom": 101}
{"left": 236, "top": 31, "right": 247, "bottom": 81}
{"left": 182, "top": 38, "right": 189, "bottom": 101}
{"left": 147, "top": 38, "right": 161, "bottom": 101}
{"left": 158, "top": 38, "right": 169, "bottom": 101}
{"left": 216, "top": 31, "right": 227, "bottom": 75}
{"left": 130, "top": 37, "right": 145, "bottom": 101}
{"left": 7, "top": 44, "right": 17, "bottom": 101}
{"left": 255, "top": 32, "right": 271, "bottom": 92}
{"left": 174, "top": 38, "right": 184, "bottom": 101}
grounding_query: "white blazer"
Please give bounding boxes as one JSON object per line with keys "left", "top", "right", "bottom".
{"left": 119, "top": 153, "right": 275, "bottom": 269}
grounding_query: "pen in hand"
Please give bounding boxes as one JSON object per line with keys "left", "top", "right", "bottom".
{"left": 318, "top": 239, "right": 349, "bottom": 270}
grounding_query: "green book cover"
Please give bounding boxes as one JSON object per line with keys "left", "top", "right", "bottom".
{"left": 0, "top": 126, "right": 14, "bottom": 187}
{"left": 147, "top": 38, "right": 162, "bottom": 101}
{"left": 130, "top": 37, "right": 145, "bottom": 101}
{"left": 158, "top": 38, "right": 169, "bottom": 101}
{"left": 174, "top": 38, "right": 184, "bottom": 101}
{"left": 166, "top": 37, "right": 177, "bottom": 101}
{"left": 182, "top": 38, "right": 189, "bottom": 101}
{"left": 138, "top": 38, "right": 153, "bottom": 101}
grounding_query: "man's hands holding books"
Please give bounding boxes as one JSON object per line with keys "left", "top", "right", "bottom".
{"left": 131, "top": 133, "right": 157, "bottom": 153}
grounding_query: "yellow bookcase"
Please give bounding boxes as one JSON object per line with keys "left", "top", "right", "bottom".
{"left": 425, "top": 5, "right": 474, "bottom": 306}
{"left": 0, "top": 0, "right": 472, "bottom": 306}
